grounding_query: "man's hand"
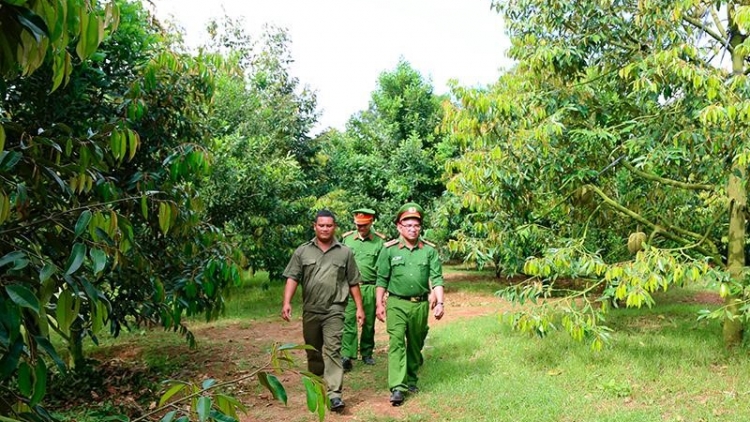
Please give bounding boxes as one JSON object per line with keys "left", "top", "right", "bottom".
{"left": 356, "top": 307, "right": 365, "bottom": 326}
{"left": 281, "top": 303, "right": 292, "bottom": 321}
{"left": 433, "top": 303, "right": 444, "bottom": 320}
{"left": 429, "top": 291, "right": 437, "bottom": 309}
{"left": 376, "top": 303, "right": 386, "bottom": 322}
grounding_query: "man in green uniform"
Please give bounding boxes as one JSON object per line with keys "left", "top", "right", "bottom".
{"left": 375, "top": 202, "right": 445, "bottom": 406}
{"left": 281, "top": 209, "right": 365, "bottom": 412}
{"left": 341, "top": 208, "right": 386, "bottom": 371}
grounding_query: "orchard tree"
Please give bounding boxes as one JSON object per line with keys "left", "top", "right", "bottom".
{"left": 319, "top": 60, "right": 451, "bottom": 234}
{"left": 201, "top": 20, "right": 319, "bottom": 279}
{"left": 0, "top": 1, "right": 245, "bottom": 418}
{"left": 445, "top": 0, "right": 750, "bottom": 347}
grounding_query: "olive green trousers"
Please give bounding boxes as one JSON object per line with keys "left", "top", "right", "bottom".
{"left": 302, "top": 304, "right": 345, "bottom": 399}
{"left": 342, "top": 284, "right": 376, "bottom": 359}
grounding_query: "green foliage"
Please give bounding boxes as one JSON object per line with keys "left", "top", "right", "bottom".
{"left": 0, "top": 1, "right": 244, "bottom": 419}
{"left": 0, "top": 0, "right": 120, "bottom": 91}
{"left": 201, "top": 19, "right": 318, "bottom": 279}
{"left": 442, "top": 0, "right": 750, "bottom": 345}
{"left": 60, "top": 343, "right": 328, "bottom": 422}
{"left": 317, "top": 60, "right": 450, "bottom": 237}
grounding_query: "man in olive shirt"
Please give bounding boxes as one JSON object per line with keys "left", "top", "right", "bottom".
{"left": 281, "top": 209, "right": 365, "bottom": 412}
{"left": 341, "top": 208, "right": 386, "bottom": 370}
{"left": 375, "top": 202, "right": 445, "bottom": 406}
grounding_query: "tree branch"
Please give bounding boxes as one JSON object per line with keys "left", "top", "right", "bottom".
{"left": 710, "top": 5, "right": 728, "bottom": 40}
{"left": 682, "top": 15, "right": 729, "bottom": 50}
{"left": 586, "top": 184, "right": 721, "bottom": 262}
{"left": 621, "top": 160, "right": 714, "bottom": 191}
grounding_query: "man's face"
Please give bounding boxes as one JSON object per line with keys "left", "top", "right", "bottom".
{"left": 314, "top": 216, "right": 336, "bottom": 242}
{"left": 397, "top": 217, "right": 421, "bottom": 242}
{"left": 355, "top": 222, "right": 372, "bottom": 237}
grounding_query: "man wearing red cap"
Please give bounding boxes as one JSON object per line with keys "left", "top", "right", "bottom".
{"left": 341, "top": 208, "right": 386, "bottom": 371}
{"left": 375, "top": 202, "right": 445, "bottom": 406}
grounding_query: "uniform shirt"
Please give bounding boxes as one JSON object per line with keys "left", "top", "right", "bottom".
{"left": 375, "top": 237, "right": 444, "bottom": 297}
{"left": 283, "top": 238, "right": 361, "bottom": 314}
{"left": 342, "top": 231, "right": 385, "bottom": 283}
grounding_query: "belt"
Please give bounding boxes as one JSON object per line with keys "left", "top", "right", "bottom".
{"left": 360, "top": 281, "right": 376, "bottom": 285}
{"left": 389, "top": 293, "right": 428, "bottom": 303}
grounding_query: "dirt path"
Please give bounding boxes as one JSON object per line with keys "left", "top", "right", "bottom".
{"left": 188, "top": 273, "right": 508, "bottom": 422}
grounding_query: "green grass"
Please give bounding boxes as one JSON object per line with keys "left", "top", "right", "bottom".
{"left": 58, "top": 268, "right": 750, "bottom": 422}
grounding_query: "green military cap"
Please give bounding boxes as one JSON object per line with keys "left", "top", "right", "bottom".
{"left": 394, "top": 202, "right": 424, "bottom": 223}
{"left": 353, "top": 208, "right": 377, "bottom": 224}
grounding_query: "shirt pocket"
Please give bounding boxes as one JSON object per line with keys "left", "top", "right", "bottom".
{"left": 390, "top": 259, "right": 406, "bottom": 277}
{"left": 301, "top": 258, "right": 317, "bottom": 281}
{"left": 332, "top": 261, "right": 346, "bottom": 281}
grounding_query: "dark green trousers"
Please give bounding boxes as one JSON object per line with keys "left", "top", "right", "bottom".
{"left": 302, "top": 304, "right": 345, "bottom": 399}
{"left": 385, "top": 298, "right": 429, "bottom": 392}
{"left": 341, "top": 284, "right": 376, "bottom": 359}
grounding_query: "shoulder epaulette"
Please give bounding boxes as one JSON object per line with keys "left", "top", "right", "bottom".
{"left": 342, "top": 230, "right": 355, "bottom": 238}
{"left": 374, "top": 231, "right": 387, "bottom": 239}
{"left": 384, "top": 239, "right": 399, "bottom": 247}
{"left": 422, "top": 239, "right": 436, "bottom": 248}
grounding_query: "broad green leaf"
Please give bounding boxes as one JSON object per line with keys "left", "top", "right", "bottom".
{"left": 302, "top": 376, "right": 318, "bottom": 413}
{"left": 265, "top": 374, "right": 287, "bottom": 405}
{"left": 29, "top": 359, "right": 47, "bottom": 406}
{"left": 159, "top": 410, "right": 177, "bottom": 422}
{"left": 196, "top": 396, "right": 211, "bottom": 422}
{"left": 158, "top": 202, "right": 170, "bottom": 235}
{"left": 92, "top": 300, "right": 108, "bottom": 334}
{"left": 159, "top": 382, "right": 187, "bottom": 407}
{"left": 141, "top": 195, "right": 148, "bottom": 219}
{"left": 17, "top": 361, "right": 32, "bottom": 397}
{"left": 90, "top": 248, "right": 107, "bottom": 274}
{"left": 56, "top": 290, "right": 78, "bottom": 337}
{"left": 6, "top": 284, "right": 40, "bottom": 314}
{"left": 0, "top": 340, "right": 23, "bottom": 380}
{"left": 75, "top": 210, "right": 92, "bottom": 239}
{"left": 64, "top": 243, "right": 86, "bottom": 276}
{"left": 39, "top": 262, "right": 56, "bottom": 283}
{"left": 208, "top": 410, "right": 237, "bottom": 422}
{"left": 278, "top": 343, "right": 316, "bottom": 351}
{"left": 33, "top": 336, "right": 66, "bottom": 372}
{"left": 0, "top": 251, "right": 25, "bottom": 268}
{"left": 0, "top": 124, "right": 5, "bottom": 153}
{"left": 128, "top": 130, "right": 138, "bottom": 160}
{"left": 201, "top": 378, "right": 216, "bottom": 389}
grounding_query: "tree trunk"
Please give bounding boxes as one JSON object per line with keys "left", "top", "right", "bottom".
{"left": 69, "top": 321, "right": 86, "bottom": 369}
{"left": 724, "top": 22, "right": 747, "bottom": 347}
{"left": 724, "top": 166, "right": 746, "bottom": 346}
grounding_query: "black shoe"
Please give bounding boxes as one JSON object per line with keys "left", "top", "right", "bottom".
{"left": 342, "top": 357, "right": 353, "bottom": 372}
{"left": 390, "top": 390, "right": 405, "bottom": 406}
{"left": 330, "top": 397, "right": 345, "bottom": 412}
{"left": 408, "top": 385, "right": 419, "bottom": 393}
{"left": 362, "top": 356, "right": 376, "bottom": 365}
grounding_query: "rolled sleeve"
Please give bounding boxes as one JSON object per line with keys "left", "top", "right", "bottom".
{"left": 282, "top": 248, "right": 303, "bottom": 282}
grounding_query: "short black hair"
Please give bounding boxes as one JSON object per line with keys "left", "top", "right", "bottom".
{"left": 314, "top": 209, "right": 337, "bottom": 224}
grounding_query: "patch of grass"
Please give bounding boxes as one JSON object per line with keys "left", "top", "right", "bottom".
{"left": 222, "top": 270, "right": 301, "bottom": 321}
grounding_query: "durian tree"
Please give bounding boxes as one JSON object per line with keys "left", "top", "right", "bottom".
{"left": 444, "top": 0, "right": 750, "bottom": 347}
